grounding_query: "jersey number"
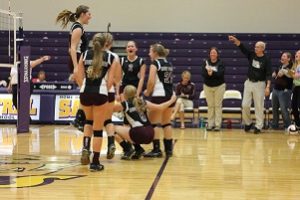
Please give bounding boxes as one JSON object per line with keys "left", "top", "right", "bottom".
{"left": 164, "top": 71, "right": 173, "bottom": 84}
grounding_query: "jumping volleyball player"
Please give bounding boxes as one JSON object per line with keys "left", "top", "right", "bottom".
{"left": 56, "top": 5, "right": 91, "bottom": 131}
{"left": 144, "top": 44, "right": 175, "bottom": 157}
{"left": 76, "top": 33, "right": 116, "bottom": 171}
{"left": 113, "top": 85, "right": 176, "bottom": 160}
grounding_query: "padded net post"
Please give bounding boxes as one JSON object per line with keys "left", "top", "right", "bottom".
{"left": 17, "top": 46, "right": 31, "bottom": 133}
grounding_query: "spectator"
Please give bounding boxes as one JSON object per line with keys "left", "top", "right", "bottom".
{"left": 32, "top": 70, "right": 46, "bottom": 83}
{"left": 271, "top": 52, "right": 293, "bottom": 130}
{"left": 201, "top": 47, "right": 225, "bottom": 131}
{"left": 171, "top": 70, "right": 195, "bottom": 129}
{"left": 291, "top": 50, "right": 300, "bottom": 129}
{"left": 7, "top": 55, "right": 50, "bottom": 109}
{"left": 229, "top": 35, "right": 272, "bottom": 134}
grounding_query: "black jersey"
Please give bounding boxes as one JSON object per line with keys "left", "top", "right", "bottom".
{"left": 151, "top": 58, "right": 173, "bottom": 97}
{"left": 121, "top": 56, "right": 144, "bottom": 87}
{"left": 121, "top": 100, "right": 151, "bottom": 127}
{"left": 69, "top": 22, "right": 88, "bottom": 54}
{"left": 107, "top": 50, "right": 120, "bottom": 93}
{"left": 80, "top": 50, "right": 116, "bottom": 95}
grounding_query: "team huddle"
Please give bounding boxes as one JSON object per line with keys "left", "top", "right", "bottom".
{"left": 57, "top": 5, "right": 176, "bottom": 171}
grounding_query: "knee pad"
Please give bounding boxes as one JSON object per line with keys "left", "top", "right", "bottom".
{"left": 85, "top": 120, "right": 93, "bottom": 126}
{"left": 93, "top": 130, "right": 103, "bottom": 137}
{"left": 162, "top": 123, "right": 171, "bottom": 128}
{"left": 104, "top": 119, "right": 112, "bottom": 126}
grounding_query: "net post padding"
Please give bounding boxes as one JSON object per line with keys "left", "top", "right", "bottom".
{"left": 17, "top": 46, "right": 31, "bottom": 133}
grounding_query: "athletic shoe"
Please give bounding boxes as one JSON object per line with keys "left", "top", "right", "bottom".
{"left": 80, "top": 149, "right": 90, "bottom": 165}
{"left": 206, "top": 127, "right": 214, "bottom": 131}
{"left": 132, "top": 148, "right": 145, "bottom": 159}
{"left": 106, "top": 144, "right": 116, "bottom": 159}
{"left": 121, "top": 149, "right": 135, "bottom": 160}
{"left": 254, "top": 127, "right": 261, "bottom": 134}
{"left": 214, "top": 127, "right": 221, "bottom": 132}
{"left": 144, "top": 149, "right": 163, "bottom": 158}
{"left": 77, "top": 125, "right": 84, "bottom": 132}
{"left": 70, "top": 119, "right": 79, "bottom": 128}
{"left": 71, "top": 119, "right": 84, "bottom": 132}
{"left": 90, "top": 163, "right": 104, "bottom": 171}
{"left": 244, "top": 123, "right": 253, "bottom": 132}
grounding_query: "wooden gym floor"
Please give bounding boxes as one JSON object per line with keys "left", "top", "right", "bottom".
{"left": 0, "top": 124, "right": 300, "bottom": 200}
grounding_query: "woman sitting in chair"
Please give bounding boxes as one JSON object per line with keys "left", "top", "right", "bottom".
{"left": 171, "top": 70, "right": 195, "bottom": 129}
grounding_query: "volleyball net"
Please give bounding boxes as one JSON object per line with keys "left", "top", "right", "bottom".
{"left": 0, "top": 8, "right": 23, "bottom": 68}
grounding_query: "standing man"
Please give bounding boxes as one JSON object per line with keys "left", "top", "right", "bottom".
{"left": 228, "top": 35, "right": 272, "bottom": 134}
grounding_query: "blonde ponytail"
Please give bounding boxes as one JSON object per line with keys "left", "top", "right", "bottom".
{"left": 150, "top": 43, "right": 169, "bottom": 57}
{"left": 124, "top": 85, "right": 146, "bottom": 113}
{"left": 86, "top": 33, "right": 106, "bottom": 80}
{"left": 133, "top": 97, "right": 147, "bottom": 113}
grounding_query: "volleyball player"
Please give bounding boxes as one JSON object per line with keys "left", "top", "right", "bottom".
{"left": 120, "top": 41, "right": 146, "bottom": 98}
{"left": 119, "top": 41, "right": 146, "bottom": 157}
{"left": 76, "top": 33, "right": 116, "bottom": 171}
{"left": 56, "top": 5, "right": 91, "bottom": 131}
{"left": 113, "top": 85, "right": 176, "bottom": 160}
{"left": 102, "top": 34, "right": 122, "bottom": 160}
{"left": 144, "top": 43, "right": 175, "bottom": 157}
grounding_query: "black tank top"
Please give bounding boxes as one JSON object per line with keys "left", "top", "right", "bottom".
{"left": 80, "top": 50, "right": 116, "bottom": 94}
{"left": 121, "top": 100, "right": 151, "bottom": 127}
{"left": 121, "top": 56, "right": 144, "bottom": 87}
{"left": 151, "top": 58, "right": 174, "bottom": 97}
{"left": 69, "top": 22, "right": 88, "bottom": 54}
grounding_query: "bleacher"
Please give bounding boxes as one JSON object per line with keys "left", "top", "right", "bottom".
{"left": 0, "top": 31, "right": 299, "bottom": 127}
{"left": 1, "top": 31, "right": 299, "bottom": 87}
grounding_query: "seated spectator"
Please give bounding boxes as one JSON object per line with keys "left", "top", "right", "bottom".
{"left": 171, "top": 70, "right": 195, "bottom": 129}
{"left": 32, "top": 70, "right": 47, "bottom": 83}
{"left": 7, "top": 55, "right": 50, "bottom": 109}
{"left": 37, "top": 70, "right": 46, "bottom": 82}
